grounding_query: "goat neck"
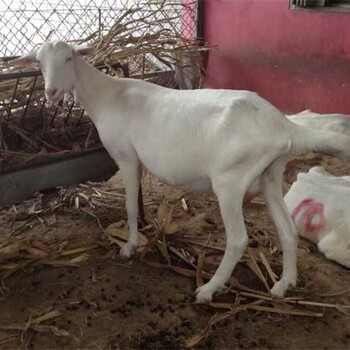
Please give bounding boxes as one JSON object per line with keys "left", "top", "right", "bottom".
{"left": 73, "top": 57, "right": 120, "bottom": 125}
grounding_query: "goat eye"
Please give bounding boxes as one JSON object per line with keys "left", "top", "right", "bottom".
{"left": 65, "top": 57, "right": 72, "bottom": 63}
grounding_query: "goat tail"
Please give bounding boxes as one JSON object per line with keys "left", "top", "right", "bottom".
{"left": 291, "top": 124, "right": 350, "bottom": 158}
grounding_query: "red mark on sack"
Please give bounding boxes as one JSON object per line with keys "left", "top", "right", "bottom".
{"left": 291, "top": 198, "right": 325, "bottom": 233}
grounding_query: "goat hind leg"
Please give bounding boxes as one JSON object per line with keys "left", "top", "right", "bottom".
{"left": 261, "top": 157, "right": 298, "bottom": 297}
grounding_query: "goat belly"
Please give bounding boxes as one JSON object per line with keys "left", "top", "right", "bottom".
{"left": 153, "top": 173, "right": 212, "bottom": 192}
{"left": 179, "top": 178, "right": 212, "bottom": 192}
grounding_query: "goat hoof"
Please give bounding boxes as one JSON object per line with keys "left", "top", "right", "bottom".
{"left": 119, "top": 244, "right": 135, "bottom": 259}
{"left": 271, "top": 279, "right": 296, "bottom": 297}
{"left": 195, "top": 285, "right": 214, "bottom": 303}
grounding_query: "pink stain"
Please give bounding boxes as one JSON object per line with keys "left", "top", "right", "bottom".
{"left": 291, "top": 198, "right": 325, "bottom": 233}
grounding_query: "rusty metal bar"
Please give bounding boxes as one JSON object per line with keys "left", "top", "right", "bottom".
{"left": 76, "top": 109, "right": 86, "bottom": 126}
{"left": 120, "top": 63, "right": 130, "bottom": 78}
{"left": 39, "top": 96, "right": 47, "bottom": 117}
{"left": 0, "top": 70, "right": 41, "bottom": 81}
{"left": 64, "top": 100, "right": 75, "bottom": 125}
{"left": 0, "top": 146, "right": 118, "bottom": 206}
{"left": 6, "top": 77, "right": 20, "bottom": 121}
{"left": 196, "top": 0, "right": 205, "bottom": 41}
{"left": 0, "top": 62, "right": 126, "bottom": 82}
{"left": 21, "top": 75, "right": 38, "bottom": 124}
{"left": 50, "top": 104, "right": 60, "bottom": 127}
{"left": 0, "top": 65, "right": 169, "bottom": 82}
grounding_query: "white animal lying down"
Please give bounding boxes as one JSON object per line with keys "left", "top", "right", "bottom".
{"left": 284, "top": 166, "right": 350, "bottom": 268}
{"left": 10, "top": 41, "right": 350, "bottom": 302}
{"left": 287, "top": 110, "right": 350, "bottom": 135}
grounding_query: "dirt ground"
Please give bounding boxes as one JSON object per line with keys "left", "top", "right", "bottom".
{"left": 0, "top": 151, "right": 349, "bottom": 350}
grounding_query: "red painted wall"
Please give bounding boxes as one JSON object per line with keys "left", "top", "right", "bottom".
{"left": 203, "top": 0, "right": 350, "bottom": 114}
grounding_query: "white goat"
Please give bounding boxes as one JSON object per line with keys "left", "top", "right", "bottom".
{"left": 284, "top": 166, "right": 350, "bottom": 268}
{"left": 287, "top": 110, "right": 350, "bottom": 135}
{"left": 10, "top": 41, "right": 350, "bottom": 302}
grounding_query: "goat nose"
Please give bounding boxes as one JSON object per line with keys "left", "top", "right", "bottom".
{"left": 46, "top": 88, "right": 57, "bottom": 99}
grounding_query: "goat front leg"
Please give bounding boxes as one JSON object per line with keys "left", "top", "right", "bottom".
{"left": 138, "top": 174, "right": 146, "bottom": 226}
{"left": 119, "top": 162, "right": 141, "bottom": 259}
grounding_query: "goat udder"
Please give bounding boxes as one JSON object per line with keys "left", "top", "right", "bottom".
{"left": 243, "top": 191, "right": 259, "bottom": 205}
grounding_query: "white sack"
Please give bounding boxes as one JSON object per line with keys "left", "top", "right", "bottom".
{"left": 284, "top": 166, "right": 350, "bottom": 268}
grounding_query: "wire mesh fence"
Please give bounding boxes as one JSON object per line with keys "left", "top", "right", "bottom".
{"left": 0, "top": 0, "right": 198, "bottom": 57}
{"left": 0, "top": 0, "right": 201, "bottom": 170}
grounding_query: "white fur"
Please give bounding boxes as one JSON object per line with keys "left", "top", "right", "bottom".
{"left": 287, "top": 110, "right": 350, "bottom": 135}
{"left": 10, "top": 41, "right": 350, "bottom": 302}
{"left": 284, "top": 166, "right": 350, "bottom": 268}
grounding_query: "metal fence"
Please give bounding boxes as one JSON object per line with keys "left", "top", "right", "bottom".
{"left": 0, "top": 0, "right": 198, "bottom": 57}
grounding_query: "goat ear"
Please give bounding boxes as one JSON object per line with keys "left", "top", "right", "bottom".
{"left": 8, "top": 52, "right": 37, "bottom": 66}
{"left": 73, "top": 46, "right": 94, "bottom": 57}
